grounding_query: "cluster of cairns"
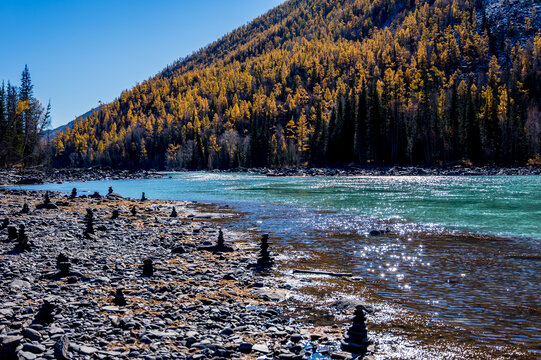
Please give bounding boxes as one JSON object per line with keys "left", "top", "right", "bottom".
{"left": 3, "top": 223, "right": 32, "bottom": 252}
{"left": 13, "top": 225, "right": 31, "bottom": 252}
{"left": 341, "top": 305, "right": 371, "bottom": 356}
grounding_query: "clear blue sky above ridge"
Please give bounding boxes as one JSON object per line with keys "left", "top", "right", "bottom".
{"left": 0, "top": 0, "right": 285, "bottom": 128}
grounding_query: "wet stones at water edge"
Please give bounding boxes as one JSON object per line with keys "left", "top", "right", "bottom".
{"left": 36, "top": 191, "right": 58, "bottom": 210}
{"left": 113, "top": 288, "right": 127, "bottom": 306}
{"left": 142, "top": 258, "right": 154, "bottom": 276}
{"left": 341, "top": 305, "right": 371, "bottom": 356}
{"left": 84, "top": 209, "right": 95, "bottom": 237}
{"left": 170, "top": 206, "right": 178, "bottom": 218}
{"left": 369, "top": 228, "right": 389, "bottom": 236}
{"left": 20, "top": 202, "right": 30, "bottom": 214}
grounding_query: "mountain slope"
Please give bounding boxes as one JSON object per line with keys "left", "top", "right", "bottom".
{"left": 52, "top": 0, "right": 541, "bottom": 169}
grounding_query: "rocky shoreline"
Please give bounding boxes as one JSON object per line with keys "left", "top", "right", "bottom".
{"left": 0, "top": 188, "right": 369, "bottom": 360}
{"left": 215, "top": 165, "right": 541, "bottom": 177}
{"left": 1, "top": 164, "right": 540, "bottom": 188}
{"left": 0, "top": 168, "right": 162, "bottom": 186}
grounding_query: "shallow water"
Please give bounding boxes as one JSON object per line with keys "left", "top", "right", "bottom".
{"left": 16, "top": 172, "right": 541, "bottom": 356}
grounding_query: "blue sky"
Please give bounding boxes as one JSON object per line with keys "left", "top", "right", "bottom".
{"left": 0, "top": 0, "right": 284, "bottom": 128}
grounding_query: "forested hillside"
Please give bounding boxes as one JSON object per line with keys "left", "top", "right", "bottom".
{"left": 52, "top": 0, "right": 541, "bottom": 169}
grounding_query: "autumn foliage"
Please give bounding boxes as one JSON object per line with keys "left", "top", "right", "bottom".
{"left": 52, "top": 0, "right": 541, "bottom": 169}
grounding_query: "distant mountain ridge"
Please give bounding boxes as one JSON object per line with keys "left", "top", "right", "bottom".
{"left": 51, "top": 0, "right": 541, "bottom": 169}
{"left": 44, "top": 108, "right": 96, "bottom": 139}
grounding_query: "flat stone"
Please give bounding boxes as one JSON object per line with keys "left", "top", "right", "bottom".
{"left": 252, "top": 343, "right": 270, "bottom": 353}
{"left": 102, "top": 306, "right": 123, "bottom": 312}
{"left": 1, "top": 335, "right": 23, "bottom": 346}
{"left": 239, "top": 342, "right": 253, "bottom": 353}
{"left": 147, "top": 330, "right": 178, "bottom": 338}
{"left": 252, "top": 287, "right": 289, "bottom": 301}
{"left": 23, "top": 328, "right": 42, "bottom": 341}
{"left": 9, "top": 279, "right": 31, "bottom": 290}
{"left": 78, "top": 345, "right": 98, "bottom": 355}
{"left": 20, "top": 351, "right": 37, "bottom": 360}
{"left": 22, "top": 343, "right": 46, "bottom": 353}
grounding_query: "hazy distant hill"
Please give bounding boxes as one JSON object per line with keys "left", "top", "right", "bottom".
{"left": 51, "top": 0, "right": 541, "bottom": 169}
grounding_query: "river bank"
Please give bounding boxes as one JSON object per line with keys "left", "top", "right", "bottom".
{"left": 216, "top": 164, "right": 541, "bottom": 177}
{"left": 2, "top": 163, "right": 541, "bottom": 188}
{"left": 0, "top": 168, "right": 162, "bottom": 186}
{"left": 0, "top": 188, "right": 367, "bottom": 359}
{"left": 3, "top": 172, "right": 539, "bottom": 359}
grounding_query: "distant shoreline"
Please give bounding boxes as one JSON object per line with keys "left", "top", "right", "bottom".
{"left": 1, "top": 164, "right": 540, "bottom": 186}
{"left": 170, "top": 165, "right": 541, "bottom": 177}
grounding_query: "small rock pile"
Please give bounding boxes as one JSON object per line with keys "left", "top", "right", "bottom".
{"left": 341, "top": 305, "right": 371, "bottom": 355}
{"left": 256, "top": 234, "right": 274, "bottom": 269}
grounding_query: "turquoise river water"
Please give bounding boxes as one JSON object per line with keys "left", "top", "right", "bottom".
{"left": 15, "top": 172, "right": 541, "bottom": 357}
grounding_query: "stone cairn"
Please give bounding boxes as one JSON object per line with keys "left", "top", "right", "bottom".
{"left": 341, "top": 305, "right": 371, "bottom": 355}
{"left": 14, "top": 224, "right": 31, "bottom": 252}
{"left": 36, "top": 191, "right": 58, "bottom": 209}
{"left": 256, "top": 234, "right": 274, "bottom": 269}
{"left": 111, "top": 209, "right": 120, "bottom": 220}
{"left": 20, "top": 202, "right": 30, "bottom": 214}
{"left": 170, "top": 207, "right": 178, "bottom": 218}
{"left": 33, "top": 300, "right": 56, "bottom": 325}
{"left": 198, "top": 228, "right": 234, "bottom": 253}
{"left": 84, "top": 209, "right": 95, "bottom": 237}
{"left": 0, "top": 217, "right": 8, "bottom": 230}
{"left": 108, "top": 186, "right": 114, "bottom": 195}
{"left": 69, "top": 187, "right": 77, "bottom": 199}
{"left": 113, "top": 289, "right": 127, "bottom": 306}
{"left": 89, "top": 191, "right": 101, "bottom": 199}
{"left": 131, "top": 206, "right": 137, "bottom": 216}
{"left": 7, "top": 225, "right": 18, "bottom": 240}
{"left": 217, "top": 229, "right": 225, "bottom": 248}
{"left": 141, "top": 192, "right": 147, "bottom": 201}
{"left": 142, "top": 258, "right": 154, "bottom": 276}
{"left": 56, "top": 253, "right": 71, "bottom": 277}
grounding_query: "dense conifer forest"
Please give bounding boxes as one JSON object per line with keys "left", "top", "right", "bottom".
{"left": 0, "top": 66, "right": 51, "bottom": 167}
{"left": 51, "top": 0, "right": 541, "bottom": 169}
